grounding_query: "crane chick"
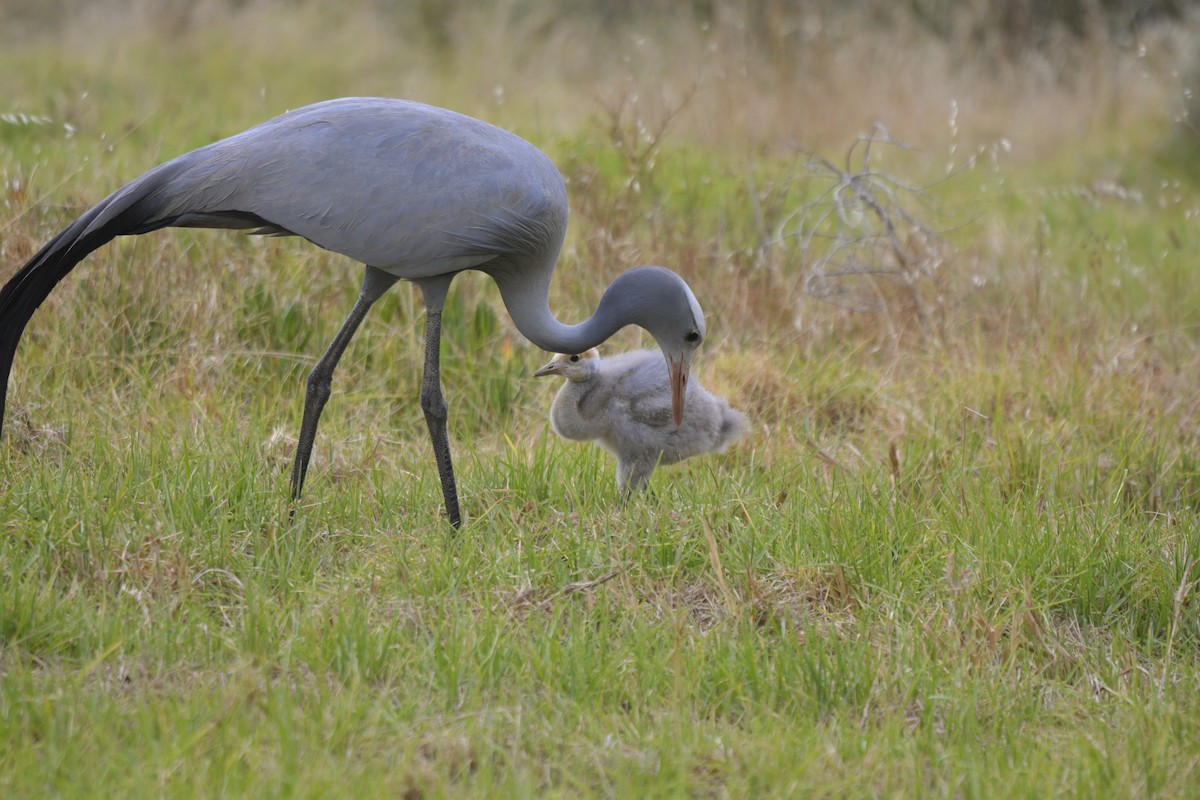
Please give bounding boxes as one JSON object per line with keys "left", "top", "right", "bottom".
{"left": 534, "top": 349, "right": 748, "bottom": 493}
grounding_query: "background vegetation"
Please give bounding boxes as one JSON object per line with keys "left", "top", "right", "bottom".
{"left": 3, "top": 0, "right": 1200, "bottom": 796}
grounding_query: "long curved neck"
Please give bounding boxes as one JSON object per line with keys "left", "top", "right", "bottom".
{"left": 493, "top": 266, "right": 628, "bottom": 355}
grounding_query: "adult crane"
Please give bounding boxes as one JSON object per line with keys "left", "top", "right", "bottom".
{"left": 0, "top": 97, "right": 706, "bottom": 527}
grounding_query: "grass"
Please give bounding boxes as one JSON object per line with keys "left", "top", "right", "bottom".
{"left": 3, "top": 1, "right": 1200, "bottom": 797}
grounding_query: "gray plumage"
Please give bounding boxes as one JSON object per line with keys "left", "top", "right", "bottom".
{"left": 534, "top": 348, "right": 748, "bottom": 493}
{"left": 0, "top": 97, "right": 708, "bottom": 528}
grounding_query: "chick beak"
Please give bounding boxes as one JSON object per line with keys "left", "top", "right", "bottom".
{"left": 668, "top": 357, "right": 688, "bottom": 426}
{"left": 532, "top": 360, "right": 558, "bottom": 378}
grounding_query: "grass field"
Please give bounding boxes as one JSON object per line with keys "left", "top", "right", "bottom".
{"left": 3, "top": 2, "right": 1200, "bottom": 797}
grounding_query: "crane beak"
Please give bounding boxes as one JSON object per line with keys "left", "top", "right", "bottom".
{"left": 668, "top": 357, "right": 688, "bottom": 426}
{"left": 532, "top": 360, "right": 558, "bottom": 377}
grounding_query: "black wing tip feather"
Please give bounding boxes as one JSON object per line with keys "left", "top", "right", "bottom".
{"left": 0, "top": 196, "right": 154, "bottom": 438}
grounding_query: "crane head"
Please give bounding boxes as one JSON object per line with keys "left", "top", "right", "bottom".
{"left": 554, "top": 265, "right": 706, "bottom": 426}
{"left": 638, "top": 268, "right": 705, "bottom": 427}
{"left": 533, "top": 349, "right": 600, "bottom": 382}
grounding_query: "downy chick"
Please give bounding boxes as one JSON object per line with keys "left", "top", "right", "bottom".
{"left": 534, "top": 348, "right": 748, "bottom": 493}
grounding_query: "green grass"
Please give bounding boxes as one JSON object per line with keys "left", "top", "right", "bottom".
{"left": 3, "top": 2, "right": 1200, "bottom": 797}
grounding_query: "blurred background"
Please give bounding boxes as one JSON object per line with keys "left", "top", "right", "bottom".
{"left": 2, "top": 0, "right": 1196, "bottom": 153}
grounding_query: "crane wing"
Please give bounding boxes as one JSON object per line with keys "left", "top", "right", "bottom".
{"left": 138, "top": 98, "right": 567, "bottom": 277}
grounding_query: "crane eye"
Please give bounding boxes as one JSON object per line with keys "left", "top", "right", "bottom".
{"left": 569, "top": 354, "right": 580, "bottom": 362}
{"left": 685, "top": 331, "right": 701, "bottom": 344}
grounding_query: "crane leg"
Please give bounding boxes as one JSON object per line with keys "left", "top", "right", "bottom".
{"left": 418, "top": 276, "right": 461, "bottom": 528}
{"left": 290, "top": 267, "right": 396, "bottom": 505}
{"left": 616, "top": 460, "right": 654, "bottom": 498}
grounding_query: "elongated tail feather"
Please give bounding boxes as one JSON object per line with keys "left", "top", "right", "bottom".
{"left": 0, "top": 175, "right": 179, "bottom": 437}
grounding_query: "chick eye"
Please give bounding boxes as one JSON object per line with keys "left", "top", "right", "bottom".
{"left": 685, "top": 331, "right": 701, "bottom": 344}
{"left": 569, "top": 354, "right": 580, "bottom": 362}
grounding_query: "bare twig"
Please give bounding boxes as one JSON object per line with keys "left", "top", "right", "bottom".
{"left": 764, "top": 123, "right": 967, "bottom": 342}
{"left": 535, "top": 568, "right": 625, "bottom": 612}
{"left": 598, "top": 84, "right": 697, "bottom": 204}
{"left": 1159, "top": 557, "right": 1196, "bottom": 697}
{"left": 701, "top": 518, "right": 740, "bottom": 616}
